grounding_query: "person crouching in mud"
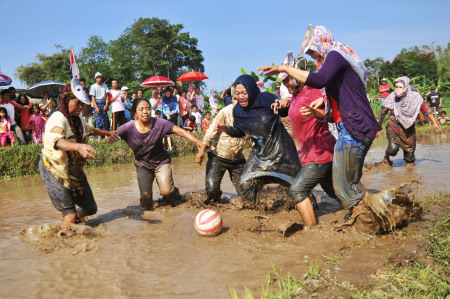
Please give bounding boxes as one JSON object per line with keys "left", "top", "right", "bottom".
{"left": 377, "top": 76, "right": 442, "bottom": 167}
{"left": 216, "top": 75, "right": 301, "bottom": 204}
{"left": 195, "top": 96, "right": 249, "bottom": 204}
{"left": 274, "top": 57, "right": 338, "bottom": 228}
{"left": 39, "top": 80, "right": 114, "bottom": 230}
{"left": 107, "top": 99, "right": 202, "bottom": 210}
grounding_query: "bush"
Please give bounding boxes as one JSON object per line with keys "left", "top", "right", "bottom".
{"left": 0, "top": 131, "right": 206, "bottom": 178}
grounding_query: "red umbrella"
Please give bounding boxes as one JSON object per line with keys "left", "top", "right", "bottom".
{"left": 177, "top": 71, "right": 208, "bottom": 82}
{"left": 141, "top": 76, "right": 174, "bottom": 87}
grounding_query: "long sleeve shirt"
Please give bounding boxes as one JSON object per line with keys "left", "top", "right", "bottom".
{"left": 306, "top": 51, "right": 381, "bottom": 141}
{"left": 202, "top": 104, "right": 247, "bottom": 161}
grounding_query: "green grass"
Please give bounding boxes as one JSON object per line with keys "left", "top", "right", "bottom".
{"left": 230, "top": 193, "right": 450, "bottom": 299}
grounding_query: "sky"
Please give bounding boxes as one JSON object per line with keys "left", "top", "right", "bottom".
{"left": 1, "top": 0, "right": 449, "bottom": 92}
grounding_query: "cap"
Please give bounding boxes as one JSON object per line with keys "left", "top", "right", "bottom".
{"left": 381, "top": 78, "right": 387, "bottom": 82}
{"left": 94, "top": 72, "right": 103, "bottom": 79}
{"left": 431, "top": 85, "right": 436, "bottom": 90}
{"left": 121, "top": 86, "right": 129, "bottom": 91}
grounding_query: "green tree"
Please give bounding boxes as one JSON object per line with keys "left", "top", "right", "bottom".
{"left": 78, "top": 35, "right": 111, "bottom": 84}
{"left": 15, "top": 45, "right": 71, "bottom": 86}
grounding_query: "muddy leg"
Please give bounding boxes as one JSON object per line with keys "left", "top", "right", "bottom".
{"left": 205, "top": 153, "right": 226, "bottom": 203}
{"left": 136, "top": 166, "right": 155, "bottom": 210}
{"left": 296, "top": 199, "right": 317, "bottom": 227}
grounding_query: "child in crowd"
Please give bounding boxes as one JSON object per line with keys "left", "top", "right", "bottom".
{"left": 16, "top": 94, "right": 33, "bottom": 143}
{"left": 416, "top": 113, "right": 429, "bottom": 126}
{"left": 202, "top": 112, "right": 211, "bottom": 132}
{"left": 183, "top": 115, "right": 196, "bottom": 131}
{"left": 0, "top": 107, "right": 15, "bottom": 147}
{"left": 191, "top": 105, "right": 202, "bottom": 132}
{"left": 437, "top": 111, "right": 450, "bottom": 125}
{"left": 26, "top": 104, "right": 46, "bottom": 143}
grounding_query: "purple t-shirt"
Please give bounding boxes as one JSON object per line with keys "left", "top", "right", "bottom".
{"left": 306, "top": 51, "right": 381, "bottom": 141}
{"left": 117, "top": 118, "right": 174, "bottom": 170}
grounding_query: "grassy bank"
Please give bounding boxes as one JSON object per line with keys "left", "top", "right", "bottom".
{"left": 230, "top": 192, "right": 450, "bottom": 298}
{"left": 0, "top": 132, "right": 205, "bottom": 178}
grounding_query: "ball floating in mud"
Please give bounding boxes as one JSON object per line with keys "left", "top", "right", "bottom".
{"left": 194, "top": 209, "right": 222, "bottom": 236}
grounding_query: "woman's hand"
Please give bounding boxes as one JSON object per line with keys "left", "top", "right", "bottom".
{"left": 215, "top": 123, "right": 227, "bottom": 132}
{"left": 103, "top": 105, "right": 108, "bottom": 112}
{"left": 310, "top": 98, "right": 324, "bottom": 109}
{"left": 95, "top": 107, "right": 100, "bottom": 114}
{"left": 434, "top": 124, "right": 443, "bottom": 134}
{"left": 106, "top": 133, "right": 121, "bottom": 144}
{"left": 376, "top": 130, "right": 383, "bottom": 138}
{"left": 195, "top": 152, "right": 205, "bottom": 165}
{"left": 300, "top": 106, "right": 325, "bottom": 119}
{"left": 257, "top": 65, "right": 285, "bottom": 76}
{"left": 77, "top": 144, "right": 97, "bottom": 159}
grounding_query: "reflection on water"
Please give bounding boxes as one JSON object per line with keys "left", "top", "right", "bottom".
{"left": 0, "top": 130, "right": 449, "bottom": 298}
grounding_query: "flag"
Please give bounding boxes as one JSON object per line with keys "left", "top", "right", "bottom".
{"left": 70, "top": 47, "right": 80, "bottom": 79}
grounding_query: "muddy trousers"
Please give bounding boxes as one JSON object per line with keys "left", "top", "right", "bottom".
{"left": 205, "top": 152, "right": 245, "bottom": 202}
{"left": 332, "top": 122, "right": 372, "bottom": 209}
{"left": 136, "top": 163, "right": 178, "bottom": 210}
{"left": 240, "top": 177, "right": 291, "bottom": 203}
{"left": 385, "top": 119, "right": 416, "bottom": 163}
{"left": 39, "top": 160, "right": 97, "bottom": 217}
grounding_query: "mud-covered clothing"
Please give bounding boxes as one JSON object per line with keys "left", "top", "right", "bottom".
{"left": 202, "top": 104, "right": 247, "bottom": 161}
{"left": 39, "top": 159, "right": 97, "bottom": 217}
{"left": 228, "top": 75, "right": 301, "bottom": 202}
{"left": 290, "top": 162, "right": 336, "bottom": 204}
{"left": 377, "top": 102, "right": 431, "bottom": 163}
{"left": 205, "top": 152, "right": 245, "bottom": 202}
{"left": 116, "top": 118, "right": 174, "bottom": 170}
{"left": 41, "top": 111, "right": 94, "bottom": 198}
{"left": 333, "top": 122, "right": 372, "bottom": 209}
{"left": 306, "top": 51, "right": 381, "bottom": 141}
{"left": 136, "top": 163, "right": 177, "bottom": 210}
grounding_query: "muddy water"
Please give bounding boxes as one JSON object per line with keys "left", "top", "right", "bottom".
{"left": 0, "top": 131, "right": 449, "bottom": 298}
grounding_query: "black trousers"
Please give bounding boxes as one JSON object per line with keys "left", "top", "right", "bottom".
{"left": 112, "top": 110, "right": 126, "bottom": 131}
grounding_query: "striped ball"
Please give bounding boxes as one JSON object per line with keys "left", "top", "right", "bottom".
{"left": 194, "top": 209, "right": 223, "bottom": 236}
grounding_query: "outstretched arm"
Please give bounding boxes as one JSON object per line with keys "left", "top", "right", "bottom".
{"left": 172, "top": 125, "right": 202, "bottom": 148}
{"left": 258, "top": 65, "right": 310, "bottom": 84}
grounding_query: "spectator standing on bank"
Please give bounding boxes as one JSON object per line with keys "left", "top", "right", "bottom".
{"left": 89, "top": 72, "right": 110, "bottom": 136}
{"left": 191, "top": 105, "right": 202, "bottom": 132}
{"left": 16, "top": 94, "right": 33, "bottom": 143}
{"left": 379, "top": 78, "right": 391, "bottom": 104}
{"left": 426, "top": 85, "right": 443, "bottom": 116}
{"left": 122, "top": 87, "right": 132, "bottom": 123}
{"left": 0, "top": 90, "right": 26, "bottom": 145}
{"left": 39, "top": 91, "right": 56, "bottom": 117}
{"left": 109, "top": 79, "right": 126, "bottom": 130}
{"left": 192, "top": 87, "right": 204, "bottom": 114}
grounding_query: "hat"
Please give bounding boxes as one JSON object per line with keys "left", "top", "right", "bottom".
{"left": 94, "top": 72, "right": 103, "bottom": 79}
{"left": 431, "top": 85, "right": 436, "bottom": 90}
{"left": 381, "top": 78, "right": 387, "bottom": 82}
{"left": 121, "top": 86, "right": 129, "bottom": 91}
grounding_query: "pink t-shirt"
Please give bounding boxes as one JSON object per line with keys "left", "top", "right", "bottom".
{"left": 29, "top": 114, "right": 45, "bottom": 134}
{"left": 178, "top": 96, "right": 190, "bottom": 117}
{"left": 379, "top": 84, "right": 391, "bottom": 98}
{"left": 0, "top": 117, "right": 11, "bottom": 133}
{"left": 109, "top": 89, "right": 124, "bottom": 113}
{"left": 288, "top": 86, "right": 336, "bottom": 166}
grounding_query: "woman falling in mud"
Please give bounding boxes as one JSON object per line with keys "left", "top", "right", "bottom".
{"left": 39, "top": 79, "right": 113, "bottom": 230}
{"left": 216, "top": 74, "right": 301, "bottom": 204}
{"left": 258, "top": 25, "right": 381, "bottom": 220}
{"left": 273, "top": 55, "right": 337, "bottom": 227}
{"left": 377, "top": 76, "right": 442, "bottom": 167}
{"left": 107, "top": 99, "right": 202, "bottom": 210}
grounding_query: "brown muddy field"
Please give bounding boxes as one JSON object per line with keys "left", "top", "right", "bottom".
{"left": 0, "top": 131, "right": 449, "bottom": 298}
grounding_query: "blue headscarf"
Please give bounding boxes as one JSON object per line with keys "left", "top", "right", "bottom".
{"left": 232, "top": 75, "right": 278, "bottom": 134}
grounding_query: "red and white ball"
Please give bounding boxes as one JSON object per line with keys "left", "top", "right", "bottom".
{"left": 194, "top": 209, "right": 223, "bottom": 236}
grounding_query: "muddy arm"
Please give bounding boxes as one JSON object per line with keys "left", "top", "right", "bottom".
{"left": 377, "top": 107, "right": 390, "bottom": 127}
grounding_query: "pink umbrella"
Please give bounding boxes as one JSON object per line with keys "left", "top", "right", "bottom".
{"left": 256, "top": 81, "right": 264, "bottom": 87}
{"left": 0, "top": 71, "right": 12, "bottom": 86}
{"left": 177, "top": 71, "right": 208, "bottom": 82}
{"left": 141, "top": 76, "right": 174, "bottom": 87}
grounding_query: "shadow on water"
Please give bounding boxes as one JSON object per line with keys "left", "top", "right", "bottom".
{"left": 87, "top": 205, "right": 162, "bottom": 227}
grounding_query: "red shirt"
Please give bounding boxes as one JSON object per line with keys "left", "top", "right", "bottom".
{"left": 288, "top": 86, "right": 336, "bottom": 166}
{"left": 379, "top": 84, "right": 391, "bottom": 98}
{"left": 202, "top": 118, "right": 211, "bottom": 132}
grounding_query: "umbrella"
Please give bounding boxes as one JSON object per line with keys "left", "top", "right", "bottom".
{"left": 0, "top": 71, "right": 12, "bottom": 86}
{"left": 27, "top": 80, "right": 65, "bottom": 98}
{"left": 177, "top": 71, "right": 208, "bottom": 82}
{"left": 141, "top": 76, "right": 174, "bottom": 88}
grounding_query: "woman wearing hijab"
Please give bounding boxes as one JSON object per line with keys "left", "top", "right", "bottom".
{"left": 149, "top": 89, "right": 163, "bottom": 118}
{"left": 377, "top": 76, "right": 442, "bottom": 166}
{"left": 208, "top": 90, "right": 219, "bottom": 117}
{"left": 217, "top": 74, "right": 301, "bottom": 203}
{"left": 161, "top": 87, "right": 179, "bottom": 125}
{"left": 258, "top": 25, "right": 381, "bottom": 217}
{"left": 39, "top": 80, "right": 113, "bottom": 229}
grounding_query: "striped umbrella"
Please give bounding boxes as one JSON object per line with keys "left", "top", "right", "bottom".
{"left": 141, "top": 76, "right": 174, "bottom": 87}
{"left": 0, "top": 71, "right": 12, "bottom": 86}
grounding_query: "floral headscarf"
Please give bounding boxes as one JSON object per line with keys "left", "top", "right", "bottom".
{"left": 58, "top": 84, "right": 83, "bottom": 143}
{"left": 383, "top": 76, "right": 424, "bottom": 129}
{"left": 307, "top": 25, "right": 367, "bottom": 87}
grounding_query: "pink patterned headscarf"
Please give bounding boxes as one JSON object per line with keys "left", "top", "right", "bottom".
{"left": 306, "top": 25, "right": 367, "bottom": 86}
{"left": 383, "top": 76, "right": 424, "bottom": 129}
